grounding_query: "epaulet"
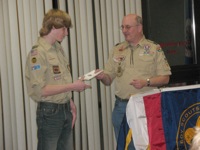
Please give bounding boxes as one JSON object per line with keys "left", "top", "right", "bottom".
{"left": 115, "top": 42, "right": 121, "bottom": 46}
{"left": 32, "top": 45, "right": 39, "bottom": 50}
{"left": 147, "top": 39, "right": 158, "bottom": 45}
{"left": 153, "top": 41, "right": 159, "bottom": 45}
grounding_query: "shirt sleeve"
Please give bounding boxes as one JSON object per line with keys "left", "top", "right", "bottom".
{"left": 25, "top": 48, "right": 47, "bottom": 102}
{"left": 155, "top": 45, "right": 172, "bottom": 75}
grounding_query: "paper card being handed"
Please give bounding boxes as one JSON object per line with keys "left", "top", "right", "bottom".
{"left": 79, "top": 70, "right": 103, "bottom": 81}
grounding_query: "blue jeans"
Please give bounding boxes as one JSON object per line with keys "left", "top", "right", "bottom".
{"left": 112, "top": 97, "right": 135, "bottom": 150}
{"left": 112, "top": 98, "right": 128, "bottom": 140}
{"left": 36, "top": 101, "right": 73, "bottom": 150}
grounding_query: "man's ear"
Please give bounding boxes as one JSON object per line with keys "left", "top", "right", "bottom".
{"left": 138, "top": 24, "right": 143, "bottom": 32}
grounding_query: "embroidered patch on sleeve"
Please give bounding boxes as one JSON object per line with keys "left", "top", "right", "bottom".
{"left": 31, "top": 50, "right": 38, "bottom": 56}
{"left": 156, "top": 45, "right": 163, "bottom": 52}
{"left": 31, "top": 64, "right": 41, "bottom": 70}
{"left": 31, "top": 57, "right": 37, "bottom": 63}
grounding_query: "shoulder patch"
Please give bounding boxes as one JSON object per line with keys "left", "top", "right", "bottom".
{"left": 30, "top": 45, "right": 39, "bottom": 56}
{"left": 156, "top": 45, "right": 163, "bottom": 52}
{"left": 30, "top": 49, "right": 38, "bottom": 56}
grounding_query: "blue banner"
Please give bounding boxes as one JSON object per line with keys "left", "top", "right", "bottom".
{"left": 161, "top": 88, "right": 200, "bottom": 150}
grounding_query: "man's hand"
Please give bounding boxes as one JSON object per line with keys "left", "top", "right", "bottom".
{"left": 129, "top": 79, "right": 146, "bottom": 89}
{"left": 72, "top": 79, "right": 92, "bottom": 92}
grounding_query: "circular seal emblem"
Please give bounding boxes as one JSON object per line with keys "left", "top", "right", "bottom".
{"left": 176, "top": 102, "right": 200, "bottom": 149}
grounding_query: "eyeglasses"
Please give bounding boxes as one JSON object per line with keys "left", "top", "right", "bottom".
{"left": 120, "top": 25, "right": 139, "bottom": 30}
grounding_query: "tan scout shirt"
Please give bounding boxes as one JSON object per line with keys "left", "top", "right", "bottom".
{"left": 104, "top": 36, "right": 171, "bottom": 99}
{"left": 25, "top": 37, "right": 72, "bottom": 103}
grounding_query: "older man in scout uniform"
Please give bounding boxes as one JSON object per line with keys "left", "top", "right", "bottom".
{"left": 96, "top": 14, "right": 171, "bottom": 149}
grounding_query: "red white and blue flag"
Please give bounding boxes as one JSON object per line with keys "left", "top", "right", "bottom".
{"left": 118, "top": 85, "right": 200, "bottom": 150}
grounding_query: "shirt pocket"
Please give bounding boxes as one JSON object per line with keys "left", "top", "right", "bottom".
{"left": 48, "top": 58, "right": 62, "bottom": 75}
{"left": 113, "top": 55, "right": 126, "bottom": 76}
{"left": 136, "top": 56, "right": 156, "bottom": 73}
{"left": 47, "top": 58, "right": 65, "bottom": 84}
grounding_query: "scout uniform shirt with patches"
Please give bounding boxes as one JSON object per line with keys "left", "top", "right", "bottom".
{"left": 25, "top": 37, "right": 72, "bottom": 103}
{"left": 104, "top": 36, "right": 171, "bottom": 99}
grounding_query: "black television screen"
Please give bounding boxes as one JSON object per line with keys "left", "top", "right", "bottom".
{"left": 142, "top": 0, "right": 200, "bottom": 84}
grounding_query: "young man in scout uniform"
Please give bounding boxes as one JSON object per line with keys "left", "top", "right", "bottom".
{"left": 25, "top": 9, "right": 91, "bottom": 150}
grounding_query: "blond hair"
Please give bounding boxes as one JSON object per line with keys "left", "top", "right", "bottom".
{"left": 39, "top": 9, "right": 72, "bottom": 36}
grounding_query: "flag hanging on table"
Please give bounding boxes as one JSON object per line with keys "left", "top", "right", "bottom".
{"left": 126, "top": 89, "right": 160, "bottom": 150}
{"left": 117, "top": 114, "right": 133, "bottom": 150}
{"left": 143, "top": 92, "right": 166, "bottom": 150}
{"left": 123, "top": 84, "right": 200, "bottom": 150}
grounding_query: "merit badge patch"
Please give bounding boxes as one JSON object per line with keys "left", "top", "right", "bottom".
{"left": 53, "top": 65, "right": 61, "bottom": 74}
{"left": 31, "top": 64, "right": 41, "bottom": 70}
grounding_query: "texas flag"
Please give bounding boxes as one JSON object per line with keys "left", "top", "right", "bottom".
{"left": 121, "top": 84, "right": 200, "bottom": 150}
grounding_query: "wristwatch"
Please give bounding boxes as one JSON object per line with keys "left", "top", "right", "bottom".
{"left": 146, "top": 78, "right": 150, "bottom": 86}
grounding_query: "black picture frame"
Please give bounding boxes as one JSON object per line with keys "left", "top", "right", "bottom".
{"left": 142, "top": 0, "right": 200, "bottom": 85}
